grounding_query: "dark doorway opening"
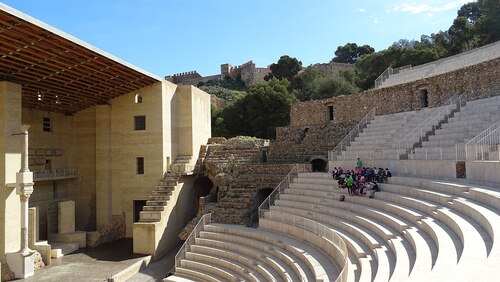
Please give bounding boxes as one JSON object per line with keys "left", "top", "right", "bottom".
{"left": 328, "top": 105, "right": 334, "bottom": 121}
{"left": 252, "top": 188, "right": 274, "bottom": 225}
{"left": 133, "top": 200, "right": 147, "bottom": 223}
{"left": 419, "top": 89, "right": 429, "bottom": 108}
{"left": 311, "top": 159, "right": 327, "bottom": 172}
{"left": 194, "top": 177, "right": 214, "bottom": 198}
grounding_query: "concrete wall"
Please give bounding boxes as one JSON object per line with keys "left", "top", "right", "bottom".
{"left": 466, "top": 161, "right": 500, "bottom": 185}
{"left": 0, "top": 81, "right": 22, "bottom": 263}
{"left": 329, "top": 159, "right": 458, "bottom": 179}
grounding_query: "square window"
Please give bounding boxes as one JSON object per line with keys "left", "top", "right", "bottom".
{"left": 43, "top": 117, "right": 51, "bottom": 132}
{"left": 136, "top": 157, "right": 144, "bottom": 174}
{"left": 134, "top": 116, "right": 146, "bottom": 130}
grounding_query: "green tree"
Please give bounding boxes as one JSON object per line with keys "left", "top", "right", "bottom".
{"left": 219, "top": 78, "right": 296, "bottom": 139}
{"left": 476, "top": 0, "right": 500, "bottom": 44}
{"left": 332, "top": 43, "right": 375, "bottom": 64}
{"left": 264, "top": 55, "right": 302, "bottom": 83}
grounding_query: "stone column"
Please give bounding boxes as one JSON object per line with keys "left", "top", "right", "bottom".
{"left": 6, "top": 125, "right": 35, "bottom": 278}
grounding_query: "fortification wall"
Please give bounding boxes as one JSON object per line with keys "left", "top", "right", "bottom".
{"left": 312, "top": 62, "right": 354, "bottom": 75}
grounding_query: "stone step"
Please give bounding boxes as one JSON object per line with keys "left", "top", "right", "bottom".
{"left": 257, "top": 216, "right": 344, "bottom": 281}
{"left": 185, "top": 252, "right": 263, "bottom": 281}
{"left": 190, "top": 244, "right": 280, "bottom": 281}
{"left": 180, "top": 259, "right": 243, "bottom": 282}
{"left": 50, "top": 242, "right": 78, "bottom": 258}
{"left": 171, "top": 267, "right": 223, "bottom": 282}
{"left": 198, "top": 231, "right": 303, "bottom": 281}
{"left": 195, "top": 237, "right": 299, "bottom": 282}
{"left": 146, "top": 200, "right": 169, "bottom": 206}
{"left": 142, "top": 205, "right": 164, "bottom": 211}
{"left": 139, "top": 211, "right": 161, "bottom": 222}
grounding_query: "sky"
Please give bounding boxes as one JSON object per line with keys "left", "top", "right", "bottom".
{"left": 1, "top": 0, "right": 473, "bottom": 78}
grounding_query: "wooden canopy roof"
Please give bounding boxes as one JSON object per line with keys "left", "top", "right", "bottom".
{"left": 0, "top": 4, "right": 161, "bottom": 114}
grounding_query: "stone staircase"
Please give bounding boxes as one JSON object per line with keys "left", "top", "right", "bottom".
{"left": 336, "top": 107, "right": 438, "bottom": 160}
{"left": 171, "top": 155, "right": 194, "bottom": 175}
{"left": 413, "top": 95, "right": 500, "bottom": 160}
{"left": 166, "top": 172, "right": 500, "bottom": 281}
{"left": 139, "top": 174, "right": 179, "bottom": 223}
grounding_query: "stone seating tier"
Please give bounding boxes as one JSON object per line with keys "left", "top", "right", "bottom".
{"left": 168, "top": 172, "right": 499, "bottom": 281}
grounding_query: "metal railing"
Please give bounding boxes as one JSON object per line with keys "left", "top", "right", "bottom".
{"left": 258, "top": 164, "right": 310, "bottom": 219}
{"left": 398, "top": 91, "right": 468, "bottom": 159}
{"left": 375, "top": 65, "right": 412, "bottom": 88}
{"left": 463, "top": 120, "right": 500, "bottom": 161}
{"left": 328, "top": 108, "right": 376, "bottom": 161}
{"left": 375, "top": 41, "right": 500, "bottom": 89}
{"left": 33, "top": 168, "right": 78, "bottom": 181}
{"left": 263, "top": 210, "right": 349, "bottom": 282}
{"left": 174, "top": 213, "right": 212, "bottom": 269}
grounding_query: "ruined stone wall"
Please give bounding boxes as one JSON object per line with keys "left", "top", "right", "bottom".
{"left": 291, "top": 57, "right": 500, "bottom": 127}
{"left": 312, "top": 62, "right": 354, "bottom": 75}
{"left": 196, "top": 137, "right": 294, "bottom": 226}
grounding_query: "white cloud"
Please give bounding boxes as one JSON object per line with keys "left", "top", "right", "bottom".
{"left": 356, "top": 8, "right": 366, "bottom": 13}
{"left": 391, "top": 0, "right": 472, "bottom": 15}
{"left": 373, "top": 17, "right": 380, "bottom": 24}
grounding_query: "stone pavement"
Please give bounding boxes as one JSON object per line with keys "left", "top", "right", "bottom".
{"left": 126, "top": 244, "right": 181, "bottom": 282}
{"left": 21, "top": 239, "right": 147, "bottom": 282}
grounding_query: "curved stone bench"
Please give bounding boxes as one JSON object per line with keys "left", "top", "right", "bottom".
{"left": 258, "top": 212, "right": 347, "bottom": 282}
{"left": 198, "top": 230, "right": 301, "bottom": 281}
{"left": 189, "top": 245, "right": 279, "bottom": 281}
{"left": 184, "top": 252, "right": 263, "bottom": 281}
{"left": 194, "top": 237, "right": 290, "bottom": 281}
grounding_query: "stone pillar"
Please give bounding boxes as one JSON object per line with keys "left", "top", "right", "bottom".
{"left": 95, "top": 105, "right": 112, "bottom": 228}
{"left": 6, "top": 125, "right": 35, "bottom": 279}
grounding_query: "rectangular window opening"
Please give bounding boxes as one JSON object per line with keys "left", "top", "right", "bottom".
{"left": 43, "top": 117, "right": 52, "bottom": 132}
{"left": 134, "top": 116, "right": 146, "bottom": 130}
{"left": 136, "top": 157, "right": 144, "bottom": 174}
{"left": 328, "top": 106, "right": 334, "bottom": 121}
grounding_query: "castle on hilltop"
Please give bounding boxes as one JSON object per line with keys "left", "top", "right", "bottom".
{"left": 166, "top": 60, "right": 354, "bottom": 87}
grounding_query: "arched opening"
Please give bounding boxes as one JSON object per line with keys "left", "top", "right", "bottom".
{"left": 418, "top": 89, "right": 429, "bottom": 108}
{"left": 311, "top": 158, "right": 327, "bottom": 172}
{"left": 194, "top": 177, "right": 214, "bottom": 198}
{"left": 134, "top": 92, "right": 143, "bottom": 104}
{"left": 192, "top": 176, "right": 215, "bottom": 217}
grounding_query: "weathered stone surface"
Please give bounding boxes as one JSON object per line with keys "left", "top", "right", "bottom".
{"left": 33, "top": 250, "right": 44, "bottom": 270}
{"left": 86, "top": 214, "right": 126, "bottom": 248}
{"left": 1, "top": 262, "right": 15, "bottom": 281}
{"left": 290, "top": 58, "right": 500, "bottom": 127}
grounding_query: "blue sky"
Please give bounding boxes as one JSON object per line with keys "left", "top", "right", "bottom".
{"left": 2, "top": 0, "right": 473, "bottom": 77}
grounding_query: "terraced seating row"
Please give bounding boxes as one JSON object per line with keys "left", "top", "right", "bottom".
{"left": 413, "top": 95, "right": 500, "bottom": 160}
{"left": 338, "top": 107, "right": 439, "bottom": 160}
{"left": 167, "top": 222, "right": 343, "bottom": 281}
{"left": 166, "top": 170, "right": 498, "bottom": 281}
{"left": 275, "top": 172, "right": 499, "bottom": 281}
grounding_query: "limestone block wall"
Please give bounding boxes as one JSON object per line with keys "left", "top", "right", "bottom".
{"left": 171, "top": 85, "right": 211, "bottom": 166}
{"left": 109, "top": 82, "right": 165, "bottom": 237}
{"left": 0, "top": 81, "right": 22, "bottom": 263}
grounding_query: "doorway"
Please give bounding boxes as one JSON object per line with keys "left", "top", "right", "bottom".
{"left": 133, "top": 200, "right": 147, "bottom": 223}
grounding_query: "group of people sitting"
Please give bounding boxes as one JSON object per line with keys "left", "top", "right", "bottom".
{"left": 331, "top": 166, "right": 392, "bottom": 196}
